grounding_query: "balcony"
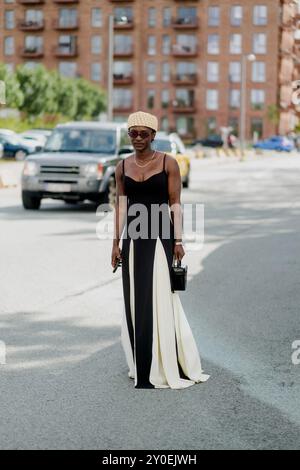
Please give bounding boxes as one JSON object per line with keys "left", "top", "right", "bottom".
{"left": 172, "top": 73, "right": 197, "bottom": 85}
{"left": 171, "top": 17, "right": 199, "bottom": 29}
{"left": 20, "top": 46, "right": 44, "bottom": 58}
{"left": 171, "top": 101, "right": 196, "bottom": 113}
{"left": 172, "top": 44, "right": 198, "bottom": 57}
{"left": 18, "top": 0, "right": 45, "bottom": 4}
{"left": 113, "top": 74, "right": 133, "bottom": 85}
{"left": 114, "top": 18, "right": 134, "bottom": 30}
{"left": 18, "top": 19, "right": 45, "bottom": 31}
{"left": 53, "top": 45, "right": 78, "bottom": 58}
{"left": 53, "top": 19, "right": 79, "bottom": 30}
{"left": 113, "top": 48, "right": 134, "bottom": 57}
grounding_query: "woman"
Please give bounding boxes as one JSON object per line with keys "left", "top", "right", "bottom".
{"left": 111, "top": 111, "right": 209, "bottom": 389}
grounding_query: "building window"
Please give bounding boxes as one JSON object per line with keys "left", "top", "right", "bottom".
{"left": 25, "top": 35, "right": 43, "bottom": 52}
{"left": 162, "top": 35, "right": 171, "bottom": 55}
{"left": 148, "top": 7, "right": 156, "bottom": 27}
{"left": 207, "top": 34, "right": 219, "bottom": 54}
{"left": 174, "top": 34, "right": 197, "bottom": 54}
{"left": 147, "top": 90, "right": 155, "bottom": 109}
{"left": 207, "top": 62, "right": 219, "bottom": 82}
{"left": 114, "top": 7, "right": 133, "bottom": 26}
{"left": 175, "top": 89, "right": 194, "bottom": 107}
{"left": 58, "top": 35, "right": 76, "bottom": 54}
{"left": 91, "top": 63, "right": 101, "bottom": 81}
{"left": 162, "top": 62, "right": 170, "bottom": 82}
{"left": 161, "top": 116, "right": 169, "bottom": 132}
{"left": 114, "top": 35, "right": 132, "bottom": 55}
{"left": 251, "top": 117, "right": 263, "bottom": 138}
{"left": 91, "top": 36, "right": 102, "bottom": 55}
{"left": 208, "top": 6, "right": 220, "bottom": 27}
{"left": 253, "top": 5, "right": 267, "bottom": 26}
{"left": 229, "top": 62, "right": 241, "bottom": 82}
{"left": 206, "top": 89, "right": 218, "bottom": 110}
{"left": 147, "top": 62, "right": 156, "bottom": 82}
{"left": 251, "top": 89, "right": 265, "bottom": 109}
{"left": 59, "top": 62, "right": 77, "bottom": 78}
{"left": 228, "top": 117, "right": 239, "bottom": 136}
{"left": 252, "top": 61, "right": 266, "bottom": 82}
{"left": 113, "top": 61, "right": 132, "bottom": 80}
{"left": 177, "top": 7, "right": 197, "bottom": 26}
{"left": 230, "top": 6, "right": 243, "bottom": 26}
{"left": 206, "top": 117, "right": 217, "bottom": 135}
{"left": 91, "top": 8, "right": 102, "bottom": 27}
{"left": 5, "top": 10, "right": 14, "bottom": 29}
{"left": 229, "top": 89, "right": 240, "bottom": 109}
{"left": 148, "top": 36, "right": 156, "bottom": 55}
{"left": 25, "top": 9, "right": 43, "bottom": 24}
{"left": 253, "top": 33, "right": 266, "bottom": 54}
{"left": 163, "top": 7, "right": 171, "bottom": 27}
{"left": 59, "top": 8, "right": 77, "bottom": 28}
{"left": 176, "top": 62, "right": 196, "bottom": 81}
{"left": 113, "top": 88, "right": 133, "bottom": 109}
{"left": 176, "top": 116, "right": 195, "bottom": 136}
{"left": 161, "top": 89, "right": 169, "bottom": 108}
{"left": 230, "top": 34, "right": 242, "bottom": 54}
{"left": 4, "top": 37, "right": 14, "bottom": 56}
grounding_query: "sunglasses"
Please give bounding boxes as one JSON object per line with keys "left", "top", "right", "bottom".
{"left": 128, "top": 130, "right": 151, "bottom": 139}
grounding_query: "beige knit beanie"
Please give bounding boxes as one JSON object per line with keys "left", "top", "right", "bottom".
{"left": 127, "top": 111, "right": 158, "bottom": 132}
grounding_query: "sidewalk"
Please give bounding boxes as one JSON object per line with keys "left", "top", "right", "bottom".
{"left": 0, "top": 161, "right": 23, "bottom": 189}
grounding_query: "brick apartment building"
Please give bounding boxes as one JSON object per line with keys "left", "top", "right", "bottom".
{"left": 0, "top": 0, "right": 299, "bottom": 140}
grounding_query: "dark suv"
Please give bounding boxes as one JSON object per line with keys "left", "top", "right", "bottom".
{"left": 21, "top": 121, "right": 132, "bottom": 210}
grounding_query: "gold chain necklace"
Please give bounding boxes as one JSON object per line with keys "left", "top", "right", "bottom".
{"left": 134, "top": 150, "right": 157, "bottom": 167}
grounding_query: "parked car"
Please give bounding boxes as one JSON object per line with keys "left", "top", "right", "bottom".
{"left": 19, "top": 129, "right": 51, "bottom": 148}
{"left": 0, "top": 131, "right": 42, "bottom": 160}
{"left": 193, "top": 135, "right": 224, "bottom": 148}
{"left": 21, "top": 121, "right": 132, "bottom": 210}
{"left": 151, "top": 132, "right": 191, "bottom": 188}
{"left": 253, "top": 136, "right": 295, "bottom": 152}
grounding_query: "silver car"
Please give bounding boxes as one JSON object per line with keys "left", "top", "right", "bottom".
{"left": 21, "top": 121, "right": 131, "bottom": 210}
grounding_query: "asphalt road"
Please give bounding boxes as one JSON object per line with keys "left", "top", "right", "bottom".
{"left": 0, "top": 153, "right": 300, "bottom": 450}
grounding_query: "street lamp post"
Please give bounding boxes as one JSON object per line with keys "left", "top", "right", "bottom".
{"left": 107, "top": 15, "right": 114, "bottom": 122}
{"left": 240, "top": 53, "right": 256, "bottom": 156}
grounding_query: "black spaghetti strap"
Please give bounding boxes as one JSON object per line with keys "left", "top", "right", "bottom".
{"left": 163, "top": 153, "right": 166, "bottom": 172}
{"left": 122, "top": 158, "right": 125, "bottom": 182}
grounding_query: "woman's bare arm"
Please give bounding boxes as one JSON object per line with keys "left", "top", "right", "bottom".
{"left": 167, "top": 156, "right": 183, "bottom": 242}
{"left": 113, "top": 160, "right": 127, "bottom": 245}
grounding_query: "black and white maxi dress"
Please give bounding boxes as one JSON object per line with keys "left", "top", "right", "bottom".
{"left": 120, "top": 153, "right": 210, "bottom": 389}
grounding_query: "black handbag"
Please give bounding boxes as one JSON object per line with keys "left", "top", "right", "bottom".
{"left": 171, "top": 259, "right": 187, "bottom": 291}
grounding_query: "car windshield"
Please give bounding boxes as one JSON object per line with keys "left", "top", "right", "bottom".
{"left": 44, "top": 128, "right": 117, "bottom": 154}
{"left": 151, "top": 139, "right": 172, "bottom": 152}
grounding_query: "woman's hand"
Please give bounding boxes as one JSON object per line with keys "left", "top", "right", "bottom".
{"left": 173, "top": 244, "right": 185, "bottom": 262}
{"left": 111, "top": 242, "right": 122, "bottom": 268}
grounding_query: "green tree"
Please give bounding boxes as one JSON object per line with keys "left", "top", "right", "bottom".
{"left": 16, "top": 64, "right": 57, "bottom": 119}
{"left": 0, "top": 63, "right": 24, "bottom": 108}
{"left": 50, "top": 70, "right": 78, "bottom": 120}
{"left": 74, "top": 78, "right": 106, "bottom": 120}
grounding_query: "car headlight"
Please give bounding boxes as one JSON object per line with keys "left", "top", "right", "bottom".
{"left": 23, "top": 161, "right": 38, "bottom": 176}
{"left": 83, "top": 163, "right": 103, "bottom": 178}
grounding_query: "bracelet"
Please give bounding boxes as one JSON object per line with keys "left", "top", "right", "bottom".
{"left": 175, "top": 241, "right": 183, "bottom": 246}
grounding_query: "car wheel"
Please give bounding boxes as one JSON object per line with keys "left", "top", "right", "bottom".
{"left": 15, "top": 150, "right": 27, "bottom": 161}
{"left": 22, "top": 191, "right": 41, "bottom": 210}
